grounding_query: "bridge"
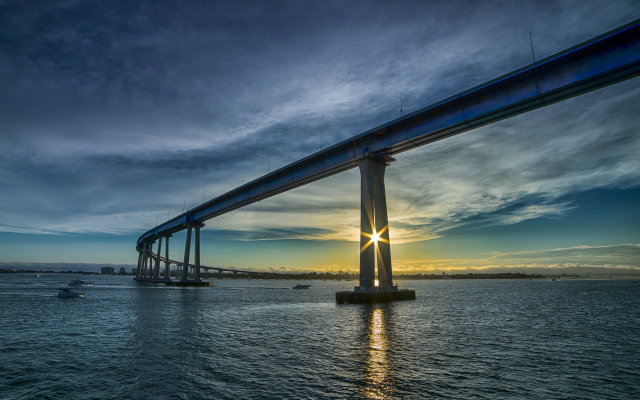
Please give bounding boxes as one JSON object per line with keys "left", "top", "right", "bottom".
{"left": 135, "top": 249, "right": 273, "bottom": 285}
{"left": 135, "top": 19, "right": 640, "bottom": 300}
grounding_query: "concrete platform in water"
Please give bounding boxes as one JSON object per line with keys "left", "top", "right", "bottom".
{"left": 336, "top": 286, "right": 415, "bottom": 304}
{"left": 166, "top": 281, "right": 213, "bottom": 286}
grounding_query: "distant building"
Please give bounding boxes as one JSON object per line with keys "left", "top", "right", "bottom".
{"left": 101, "top": 267, "right": 115, "bottom": 275}
{"left": 131, "top": 268, "right": 136, "bottom": 275}
{"left": 119, "top": 267, "right": 127, "bottom": 275}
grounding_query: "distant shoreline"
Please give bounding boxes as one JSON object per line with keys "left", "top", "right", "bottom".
{"left": 4, "top": 269, "right": 637, "bottom": 280}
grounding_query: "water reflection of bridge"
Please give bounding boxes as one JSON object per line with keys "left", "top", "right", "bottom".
{"left": 134, "top": 20, "right": 640, "bottom": 301}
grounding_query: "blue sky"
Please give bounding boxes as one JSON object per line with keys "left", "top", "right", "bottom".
{"left": 0, "top": 1, "right": 638, "bottom": 273}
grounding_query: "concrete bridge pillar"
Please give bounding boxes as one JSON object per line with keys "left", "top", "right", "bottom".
{"left": 153, "top": 237, "right": 162, "bottom": 281}
{"left": 136, "top": 250, "right": 142, "bottom": 278}
{"left": 163, "top": 235, "right": 172, "bottom": 280}
{"left": 357, "top": 156, "right": 393, "bottom": 290}
{"left": 148, "top": 241, "right": 155, "bottom": 278}
{"left": 194, "top": 226, "right": 202, "bottom": 281}
{"left": 142, "top": 243, "right": 149, "bottom": 279}
{"left": 336, "top": 155, "right": 414, "bottom": 303}
{"left": 182, "top": 222, "right": 204, "bottom": 281}
{"left": 182, "top": 227, "right": 192, "bottom": 281}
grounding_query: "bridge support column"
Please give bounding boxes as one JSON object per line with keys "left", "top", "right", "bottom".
{"left": 194, "top": 226, "right": 202, "bottom": 281}
{"left": 358, "top": 156, "right": 393, "bottom": 290}
{"left": 136, "top": 250, "right": 142, "bottom": 279}
{"left": 153, "top": 237, "right": 162, "bottom": 281}
{"left": 359, "top": 158, "right": 376, "bottom": 290}
{"left": 148, "top": 241, "right": 155, "bottom": 279}
{"left": 372, "top": 162, "right": 392, "bottom": 289}
{"left": 336, "top": 155, "right": 414, "bottom": 303}
{"left": 182, "top": 227, "right": 192, "bottom": 281}
{"left": 181, "top": 222, "right": 205, "bottom": 281}
{"left": 163, "top": 235, "right": 172, "bottom": 280}
{"left": 142, "top": 243, "right": 149, "bottom": 279}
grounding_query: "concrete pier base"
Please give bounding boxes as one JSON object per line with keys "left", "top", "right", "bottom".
{"left": 151, "top": 278, "right": 172, "bottom": 283}
{"left": 165, "top": 280, "right": 213, "bottom": 287}
{"left": 336, "top": 286, "right": 415, "bottom": 304}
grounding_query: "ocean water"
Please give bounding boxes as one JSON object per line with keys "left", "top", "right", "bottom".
{"left": 0, "top": 274, "right": 638, "bottom": 399}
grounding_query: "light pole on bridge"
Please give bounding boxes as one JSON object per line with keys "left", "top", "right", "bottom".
{"left": 183, "top": 200, "right": 186, "bottom": 213}
{"left": 203, "top": 190, "right": 207, "bottom": 204}
{"left": 400, "top": 92, "right": 404, "bottom": 116}
{"left": 529, "top": 33, "right": 536, "bottom": 64}
{"left": 268, "top": 156, "right": 271, "bottom": 174}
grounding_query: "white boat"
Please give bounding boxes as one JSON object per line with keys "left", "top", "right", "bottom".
{"left": 69, "top": 279, "right": 92, "bottom": 287}
{"left": 293, "top": 284, "right": 311, "bottom": 289}
{"left": 57, "top": 288, "right": 84, "bottom": 298}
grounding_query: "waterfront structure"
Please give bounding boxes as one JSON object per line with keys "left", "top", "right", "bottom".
{"left": 100, "top": 267, "right": 115, "bottom": 275}
{"left": 134, "top": 20, "right": 640, "bottom": 300}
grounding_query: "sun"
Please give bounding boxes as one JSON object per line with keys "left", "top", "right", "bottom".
{"left": 371, "top": 231, "right": 380, "bottom": 244}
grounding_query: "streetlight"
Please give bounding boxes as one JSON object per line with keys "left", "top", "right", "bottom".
{"left": 156, "top": 217, "right": 158, "bottom": 227}
{"left": 268, "top": 156, "right": 272, "bottom": 173}
{"left": 203, "top": 190, "right": 207, "bottom": 204}
{"left": 321, "top": 130, "right": 325, "bottom": 150}
{"left": 400, "top": 92, "right": 404, "bottom": 116}
{"left": 529, "top": 33, "right": 536, "bottom": 64}
{"left": 183, "top": 200, "right": 186, "bottom": 213}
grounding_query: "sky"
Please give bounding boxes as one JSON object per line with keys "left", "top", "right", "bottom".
{"left": 1, "top": 0, "right": 639, "bottom": 274}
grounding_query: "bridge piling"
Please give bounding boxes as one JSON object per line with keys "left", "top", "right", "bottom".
{"left": 149, "top": 241, "right": 155, "bottom": 279}
{"left": 136, "top": 250, "right": 142, "bottom": 279}
{"left": 358, "top": 156, "right": 377, "bottom": 290}
{"left": 194, "top": 225, "right": 202, "bottom": 281}
{"left": 154, "top": 237, "right": 162, "bottom": 281}
{"left": 142, "top": 243, "right": 149, "bottom": 279}
{"left": 371, "top": 160, "right": 392, "bottom": 288}
{"left": 163, "top": 235, "right": 171, "bottom": 281}
{"left": 182, "top": 227, "right": 192, "bottom": 281}
{"left": 336, "top": 156, "right": 415, "bottom": 304}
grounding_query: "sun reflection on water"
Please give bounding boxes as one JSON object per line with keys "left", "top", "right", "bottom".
{"left": 361, "top": 308, "right": 392, "bottom": 399}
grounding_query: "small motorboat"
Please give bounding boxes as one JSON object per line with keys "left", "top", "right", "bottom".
{"left": 69, "top": 279, "right": 92, "bottom": 287}
{"left": 34, "top": 274, "right": 40, "bottom": 277}
{"left": 57, "top": 288, "right": 84, "bottom": 298}
{"left": 293, "top": 284, "right": 311, "bottom": 289}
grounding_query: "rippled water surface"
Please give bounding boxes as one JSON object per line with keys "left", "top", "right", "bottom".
{"left": 1, "top": 274, "right": 638, "bottom": 399}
